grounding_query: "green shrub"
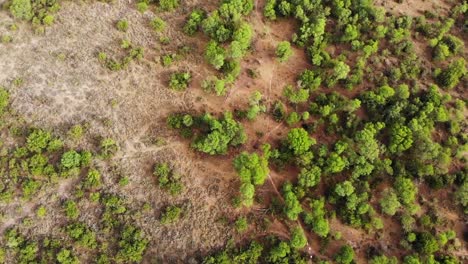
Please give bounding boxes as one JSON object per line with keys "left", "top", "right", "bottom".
{"left": 160, "top": 205, "right": 182, "bottom": 224}
{"left": 276, "top": 41, "right": 293, "bottom": 62}
{"left": 100, "top": 138, "right": 118, "bottom": 158}
{"left": 183, "top": 9, "right": 205, "bottom": 35}
{"left": 42, "top": 15, "right": 54, "bottom": 26}
{"left": 153, "top": 162, "right": 183, "bottom": 196}
{"left": 61, "top": 150, "right": 81, "bottom": 169}
{"left": 66, "top": 223, "right": 97, "bottom": 249}
{"left": 116, "top": 225, "right": 148, "bottom": 263}
{"left": 9, "top": 0, "right": 33, "bottom": 20}
{"left": 150, "top": 17, "right": 166, "bottom": 32}
{"left": 64, "top": 200, "right": 80, "bottom": 220}
{"left": 169, "top": 71, "right": 191, "bottom": 91}
{"left": 84, "top": 169, "right": 101, "bottom": 188}
{"left": 116, "top": 19, "right": 129, "bottom": 32}
{"left": 0, "top": 87, "right": 10, "bottom": 115}
{"left": 234, "top": 217, "right": 248, "bottom": 233}
{"left": 136, "top": 2, "right": 148, "bottom": 13}
{"left": 159, "top": 0, "right": 179, "bottom": 11}
{"left": 27, "top": 129, "right": 51, "bottom": 153}
{"left": 436, "top": 58, "right": 467, "bottom": 89}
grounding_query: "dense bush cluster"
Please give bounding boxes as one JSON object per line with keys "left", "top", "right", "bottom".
{"left": 168, "top": 112, "right": 246, "bottom": 155}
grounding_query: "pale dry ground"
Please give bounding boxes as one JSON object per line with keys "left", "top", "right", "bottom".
{"left": 0, "top": 0, "right": 238, "bottom": 261}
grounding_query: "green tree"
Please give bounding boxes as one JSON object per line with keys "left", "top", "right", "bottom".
{"left": 169, "top": 71, "right": 192, "bottom": 91}
{"left": 276, "top": 41, "right": 293, "bottom": 62}
{"left": 380, "top": 188, "right": 401, "bottom": 216}
{"left": 389, "top": 124, "right": 413, "bottom": 154}
{"left": 9, "top": 0, "right": 33, "bottom": 20}
{"left": 335, "top": 245, "right": 355, "bottom": 264}
{"left": 335, "top": 181, "right": 355, "bottom": 197}
{"left": 282, "top": 182, "right": 302, "bottom": 220}
{"left": 184, "top": 9, "right": 205, "bottom": 35}
{"left": 283, "top": 85, "right": 309, "bottom": 104}
{"left": 61, "top": 150, "right": 81, "bottom": 169}
{"left": 159, "top": 0, "right": 179, "bottom": 11}
{"left": 303, "top": 198, "right": 329, "bottom": 237}
{"left": 205, "top": 40, "right": 226, "bottom": 70}
{"left": 455, "top": 182, "right": 468, "bottom": 213}
{"left": 234, "top": 151, "right": 269, "bottom": 186}
{"left": 415, "top": 232, "right": 439, "bottom": 255}
{"left": 290, "top": 226, "right": 307, "bottom": 249}
{"left": 297, "top": 166, "right": 321, "bottom": 188}
{"left": 0, "top": 87, "right": 10, "bottom": 115}
{"left": 394, "top": 177, "right": 417, "bottom": 206}
{"left": 436, "top": 58, "right": 467, "bottom": 89}
{"left": 116, "top": 225, "right": 148, "bottom": 262}
{"left": 286, "top": 128, "right": 315, "bottom": 155}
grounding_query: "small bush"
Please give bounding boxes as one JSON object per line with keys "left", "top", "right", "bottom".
{"left": 100, "top": 138, "right": 118, "bottom": 158}
{"left": 159, "top": 0, "right": 179, "bottom": 11}
{"left": 150, "top": 17, "right": 166, "bottom": 32}
{"left": 169, "top": 71, "right": 191, "bottom": 91}
{"left": 9, "top": 0, "right": 33, "bottom": 20}
{"left": 160, "top": 205, "right": 182, "bottom": 224}
{"left": 116, "top": 19, "right": 129, "bottom": 32}
{"left": 276, "top": 41, "right": 293, "bottom": 62}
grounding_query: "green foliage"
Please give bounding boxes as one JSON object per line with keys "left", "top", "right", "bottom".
{"left": 370, "top": 255, "right": 398, "bottom": 264}
{"left": 264, "top": 0, "right": 277, "bottom": 20}
{"left": 335, "top": 245, "right": 355, "bottom": 264}
{"left": 27, "top": 129, "right": 51, "bottom": 153}
{"left": 66, "top": 222, "right": 97, "bottom": 249}
{"left": 283, "top": 85, "right": 309, "bottom": 104}
{"left": 394, "top": 177, "right": 417, "bottom": 206}
{"left": 191, "top": 112, "right": 247, "bottom": 155}
{"left": 432, "top": 35, "right": 464, "bottom": 61}
{"left": 116, "top": 225, "right": 148, "bottom": 263}
{"left": 0, "top": 87, "right": 10, "bottom": 115}
{"left": 56, "top": 249, "right": 79, "bottom": 264}
{"left": 455, "top": 182, "right": 468, "bottom": 213}
{"left": 153, "top": 162, "right": 183, "bottom": 196}
{"left": 159, "top": 0, "right": 179, "bottom": 11}
{"left": 36, "top": 206, "right": 46, "bottom": 218}
{"left": 297, "top": 166, "right": 321, "bottom": 188}
{"left": 169, "top": 71, "right": 191, "bottom": 91}
{"left": 61, "top": 150, "right": 81, "bottom": 169}
{"left": 9, "top": 0, "right": 59, "bottom": 26}
{"left": 335, "top": 181, "right": 355, "bottom": 197}
{"left": 282, "top": 182, "right": 302, "bottom": 220}
{"left": 436, "top": 58, "right": 467, "bottom": 89}
{"left": 286, "top": 112, "right": 300, "bottom": 126}
{"left": 414, "top": 232, "right": 439, "bottom": 255}
{"left": 234, "top": 151, "right": 269, "bottom": 186}
{"left": 116, "top": 19, "right": 128, "bottom": 32}
{"left": 276, "top": 41, "right": 293, "bottom": 62}
{"left": 234, "top": 217, "right": 248, "bottom": 233}
{"left": 100, "top": 138, "right": 118, "bottom": 158}
{"left": 298, "top": 69, "right": 321, "bottom": 90}
{"left": 245, "top": 91, "right": 266, "bottom": 120}
{"left": 9, "top": 0, "right": 33, "bottom": 20}
{"left": 290, "top": 226, "right": 307, "bottom": 249}
{"left": 379, "top": 188, "right": 401, "bottom": 216}
{"left": 184, "top": 9, "right": 205, "bottom": 35}
{"left": 286, "top": 128, "right": 315, "bottom": 156}
{"left": 303, "top": 198, "right": 329, "bottom": 237}
{"left": 64, "top": 200, "right": 80, "bottom": 220}
{"left": 205, "top": 40, "right": 226, "bottom": 70}
{"left": 84, "top": 169, "right": 101, "bottom": 189}
{"left": 389, "top": 124, "right": 413, "bottom": 154}
{"left": 160, "top": 205, "right": 182, "bottom": 224}
{"left": 150, "top": 17, "right": 166, "bottom": 32}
